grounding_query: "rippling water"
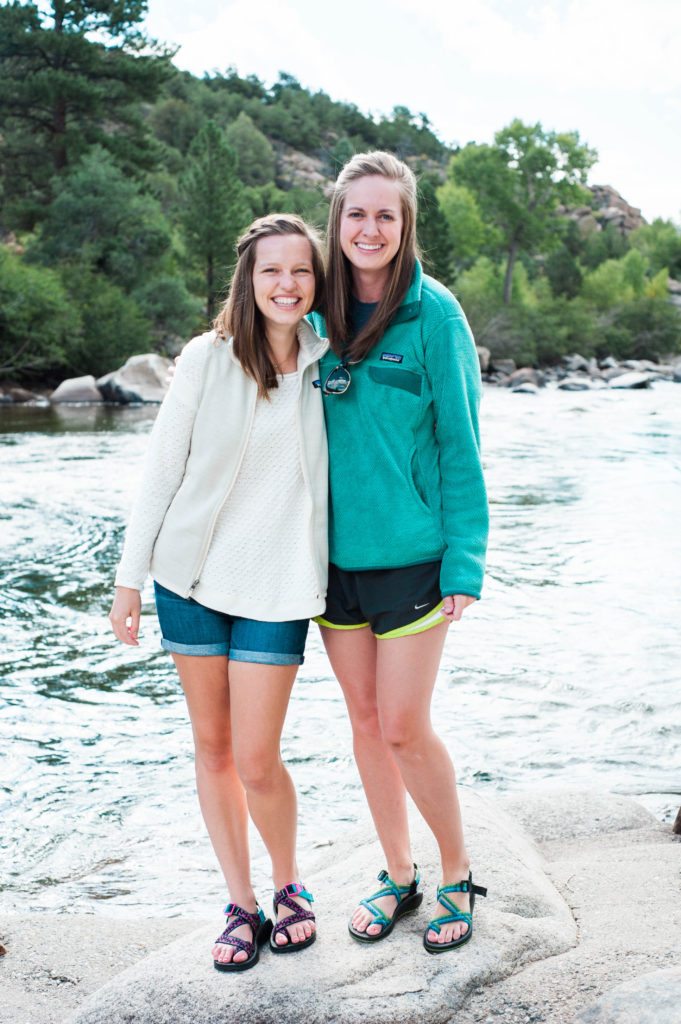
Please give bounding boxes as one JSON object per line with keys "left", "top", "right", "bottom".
{"left": 1, "top": 386, "right": 680, "bottom": 917}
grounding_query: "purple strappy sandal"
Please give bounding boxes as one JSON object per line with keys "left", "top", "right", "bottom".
{"left": 213, "top": 902, "right": 273, "bottom": 972}
{"left": 269, "top": 882, "right": 316, "bottom": 954}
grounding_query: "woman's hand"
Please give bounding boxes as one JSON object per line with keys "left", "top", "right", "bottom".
{"left": 109, "top": 587, "right": 141, "bottom": 645}
{"left": 441, "top": 594, "right": 476, "bottom": 622}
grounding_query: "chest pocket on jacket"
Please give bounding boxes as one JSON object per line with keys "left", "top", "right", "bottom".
{"left": 368, "top": 365, "right": 422, "bottom": 397}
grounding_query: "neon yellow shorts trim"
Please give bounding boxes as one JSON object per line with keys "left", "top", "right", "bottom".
{"left": 374, "top": 600, "right": 445, "bottom": 639}
{"left": 315, "top": 601, "right": 445, "bottom": 639}
{"left": 313, "top": 616, "right": 368, "bottom": 630}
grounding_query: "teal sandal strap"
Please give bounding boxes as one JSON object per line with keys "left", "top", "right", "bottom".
{"left": 427, "top": 877, "right": 487, "bottom": 936}
{"left": 359, "top": 865, "right": 421, "bottom": 928}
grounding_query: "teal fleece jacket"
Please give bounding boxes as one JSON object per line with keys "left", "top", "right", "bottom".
{"left": 309, "top": 261, "right": 489, "bottom": 600}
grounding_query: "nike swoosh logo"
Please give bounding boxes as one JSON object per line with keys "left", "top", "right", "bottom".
{"left": 414, "top": 602, "right": 429, "bottom": 610}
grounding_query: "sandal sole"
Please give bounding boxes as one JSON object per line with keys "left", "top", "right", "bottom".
{"left": 213, "top": 918, "right": 273, "bottom": 972}
{"left": 424, "top": 926, "right": 473, "bottom": 954}
{"left": 424, "top": 885, "right": 478, "bottom": 954}
{"left": 348, "top": 891, "right": 423, "bottom": 943}
{"left": 269, "top": 929, "right": 316, "bottom": 954}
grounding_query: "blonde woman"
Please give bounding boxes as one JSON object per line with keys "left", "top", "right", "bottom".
{"left": 310, "top": 152, "right": 489, "bottom": 953}
{"left": 110, "top": 215, "right": 327, "bottom": 971}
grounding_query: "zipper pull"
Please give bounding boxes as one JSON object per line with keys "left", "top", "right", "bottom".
{"left": 189, "top": 579, "right": 200, "bottom": 594}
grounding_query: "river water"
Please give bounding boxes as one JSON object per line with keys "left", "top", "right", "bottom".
{"left": 1, "top": 384, "right": 680, "bottom": 918}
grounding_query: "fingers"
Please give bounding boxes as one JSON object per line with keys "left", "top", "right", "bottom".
{"left": 109, "top": 588, "right": 141, "bottom": 646}
{"left": 442, "top": 595, "right": 477, "bottom": 622}
{"left": 129, "top": 602, "right": 141, "bottom": 644}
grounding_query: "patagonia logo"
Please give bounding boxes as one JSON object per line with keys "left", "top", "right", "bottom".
{"left": 381, "top": 352, "right": 403, "bottom": 363}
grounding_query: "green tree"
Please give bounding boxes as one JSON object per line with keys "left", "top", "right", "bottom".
{"left": 179, "top": 120, "right": 251, "bottom": 319}
{"left": 451, "top": 119, "right": 596, "bottom": 304}
{"left": 134, "top": 276, "right": 202, "bottom": 349}
{"left": 436, "top": 180, "right": 490, "bottom": 270}
{"left": 0, "top": 248, "right": 80, "bottom": 381}
{"left": 0, "top": 0, "right": 172, "bottom": 226}
{"left": 581, "top": 258, "right": 632, "bottom": 309}
{"left": 545, "top": 245, "right": 583, "bottom": 298}
{"left": 417, "top": 174, "right": 453, "bottom": 284}
{"left": 580, "top": 223, "right": 630, "bottom": 269}
{"left": 61, "top": 267, "right": 149, "bottom": 376}
{"left": 32, "top": 147, "right": 172, "bottom": 290}
{"left": 149, "top": 97, "right": 200, "bottom": 155}
{"left": 631, "top": 218, "right": 681, "bottom": 278}
{"left": 602, "top": 298, "right": 681, "bottom": 361}
{"left": 225, "top": 112, "right": 276, "bottom": 186}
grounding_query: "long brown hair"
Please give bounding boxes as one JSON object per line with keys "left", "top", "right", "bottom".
{"left": 325, "top": 151, "right": 419, "bottom": 361}
{"left": 213, "top": 214, "right": 325, "bottom": 397}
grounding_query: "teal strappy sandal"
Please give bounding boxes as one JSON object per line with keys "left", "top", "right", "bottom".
{"left": 348, "top": 864, "right": 423, "bottom": 943}
{"left": 423, "top": 871, "right": 487, "bottom": 953}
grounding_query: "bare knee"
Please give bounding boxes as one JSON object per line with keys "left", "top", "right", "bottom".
{"left": 379, "top": 716, "right": 430, "bottom": 755}
{"left": 347, "top": 697, "right": 382, "bottom": 742}
{"left": 193, "top": 735, "right": 234, "bottom": 775}
{"left": 234, "top": 750, "right": 283, "bottom": 793}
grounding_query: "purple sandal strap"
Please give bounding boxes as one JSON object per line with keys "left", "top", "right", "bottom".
{"left": 214, "top": 902, "right": 264, "bottom": 955}
{"left": 272, "top": 883, "right": 316, "bottom": 937}
{"left": 272, "top": 908, "right": 315, "bottom": 936}
{"left": 214, "top": 931, "right": 254, "bottom": 956}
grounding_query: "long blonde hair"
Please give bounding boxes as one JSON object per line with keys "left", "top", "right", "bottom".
{"left": 325, "top": 151, "right": 419, "bottom": 360}
{"left": 213, "top": 214, "right": 325, "bottom": 397}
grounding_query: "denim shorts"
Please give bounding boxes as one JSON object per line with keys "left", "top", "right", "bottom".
{"left": 153, "top": 582, "right": 309, "bottom": 665}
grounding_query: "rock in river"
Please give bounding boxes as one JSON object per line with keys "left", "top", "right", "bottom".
{"left": 608, "top": 371, "right": 653, "bottom": 389}
{"left": 97, "top": 354, "right": 172, "bottom": 404}
{"left": 50, "top": 375, "right": 103, "bottom": 404}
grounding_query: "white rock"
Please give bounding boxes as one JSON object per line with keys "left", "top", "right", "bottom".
{"left": 576, "top": 966, "right": 681, "bottom": 1023}
{"left": 557, "top": 377, "right": 592, "bottom": 391}
{"left": 67, "top": 791, "right": 576, "bottom": 1024}
{"left": 50, "top": 375, "right": 103, "bottom": 404}
{"left": 476, "top": 346, "right": 491, "bottom": 373}
{"left": 97, "top": 354, "right": 172, "bottom": 404}
{"left": 608, "top": 371, "right": 653, "bottom": 389}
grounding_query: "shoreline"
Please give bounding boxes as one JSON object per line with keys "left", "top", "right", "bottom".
{"left": 2, "top": 351, "right": 680, "bottom": 409}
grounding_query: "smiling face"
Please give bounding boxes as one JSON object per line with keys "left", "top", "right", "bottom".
{"left": 339, "top": 175, "right": 404, "bottom": 283}
{"left": 252, "top": 233, "right": 316, "bottom": 330}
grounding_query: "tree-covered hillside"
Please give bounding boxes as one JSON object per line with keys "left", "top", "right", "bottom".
{"left": 1, "top": 0, "right": 680, "bottom": 383}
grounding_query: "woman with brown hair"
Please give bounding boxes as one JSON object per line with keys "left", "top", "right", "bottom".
{"left": 109, "top": 214, "right": 327, "bottom": 971}
{"left": 310, "top": 152, "right": 489, "bottom": 953}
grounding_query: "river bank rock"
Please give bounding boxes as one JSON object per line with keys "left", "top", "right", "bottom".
{"left": 96, "top": 354, "right": 171, "bottom": 404}
{"left": 489, "top": 357, "right": 516, "bottom": 376}
{"left": 476, "top": 345, "right": 491, "bottom": 373}
{"left": 576, "top": 966, "right": 681, "bottom": 1024}
{"left": 608, "top": 371, "right": 653, "bottom": 389}
{"left": 558, "top": 377, "right": 592, "bottom": 391}
{"left": 67, "top": 790, "right": 576, "bottom": 1024}
{"left": 50, "top": 376, "right": 103, "bottom": 404}
{"left": 504, "top": 367, "right": 545, "bottom": 388}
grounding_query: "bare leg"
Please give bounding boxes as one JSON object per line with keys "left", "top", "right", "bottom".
{"left": 172, "top": 653, "right": 253, "bottom": 965}
{"left": 229, "top": 661, "right": 314, "bottom": 947}
{"left": 320, "top": 626, "right": 415, "bottom": 936}
{"left": 376, "top": 622, "right": 471, "bottom": 944}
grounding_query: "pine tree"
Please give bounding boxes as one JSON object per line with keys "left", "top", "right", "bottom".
{"left": 0, "top": 0, "right": 172, "bottom": 226}
{"left": 179, "top": 121, "right": 251, "bottom": 320}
